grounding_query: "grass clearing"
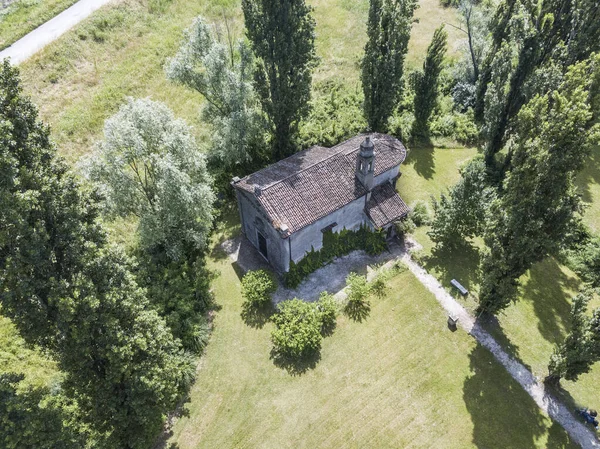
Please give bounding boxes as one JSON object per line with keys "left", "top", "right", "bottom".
{"left": 0, "top": 315, "right": 60, "bottom": 389}
{"left": 0, "top": 0, "right": 79, "bottom": 50}
{"left": 170, "top": 238, "right": 576, "bottom": 448}
{"left": 18, "top": 0, "right": 466, "bottom": 164}
{"left": 396, "top": 143, "right": 478, "bottom": 205}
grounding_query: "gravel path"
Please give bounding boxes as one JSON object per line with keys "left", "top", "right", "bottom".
{"left": 0, "top": 0, "right": 115, "bottom": 64}
{"left": 400, "top": 238, "right": 599, "bottom": 449}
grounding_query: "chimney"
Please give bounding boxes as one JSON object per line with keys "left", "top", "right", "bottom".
{"left": 356, "top": 136, "right": 375, "bottom": 193}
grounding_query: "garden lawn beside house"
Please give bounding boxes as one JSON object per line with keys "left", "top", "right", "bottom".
{"left": 169, "top": 232, "right": 576, "bottom": 448}
{"left": 0, "top": 0, "right": 80, "bottom": 50}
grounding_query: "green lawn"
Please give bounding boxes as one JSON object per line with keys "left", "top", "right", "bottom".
{"left": 576, "top": 145, "right": 600, "bottom": 233}
{"left": 169, "top": 243, "right": 576, "bottom": 448}
{"left": 0, "top": 315, "right": 59, "bottom": 389}
{"left": 0, "top": 0, "right": 79, "bottom": 50}
{"left": 18, "top": 0, "right": 464, "bottom": 163}
{"left": 397, "top": 143, "right": 478, "bottom": 206}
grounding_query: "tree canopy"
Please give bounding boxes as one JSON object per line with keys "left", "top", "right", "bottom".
{"left": 362, "top": 0, "right": 417, "bottom": 131}
{"left": 242, "top": 0, "right": 317, "bottom": 159}
{"left": 166, "top": 16, "right": 265, "bottom": 170}
{"left": 0, "top": 61, "right": 194, "bottom": 449}
{"left": 88, "top": 97, "right": 215, "bottom": 261}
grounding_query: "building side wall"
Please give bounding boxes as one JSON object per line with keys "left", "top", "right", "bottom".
{"left": 373, "top": 165, "right": 400, "bottom": 187}
{"left": 289, "top": 196, "right": 368, "bottom": 263}
{"left": 235, "top": 190, "right": 290, "bottom": 273}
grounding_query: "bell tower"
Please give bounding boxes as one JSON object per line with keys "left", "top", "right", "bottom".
{"left": 356, "top": 136, "right": 375, "bottom": 191}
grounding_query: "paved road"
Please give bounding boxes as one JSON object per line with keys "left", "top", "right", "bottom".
{"left": 0, "top": 0, "right": 115, "bottom": 65}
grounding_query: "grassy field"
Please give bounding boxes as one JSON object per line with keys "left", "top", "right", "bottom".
{"left": 17, "top": 0, "right": 463, "bottom": 163}
{"left": 576, "top": 145, "right": 600, "bottom": 233}
{"left": 7, "top": 0, "right": 600, "bottom": 444}
{"left": 0, "top": 0, "right": 79, "bottom": 50}
{"left": 169, "top": 234, "right": 576, "bottom": 448}
{"left": 0, "top": 315, "right": 59, "bottom": 389}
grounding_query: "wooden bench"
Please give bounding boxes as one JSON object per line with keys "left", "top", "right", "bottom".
{"left": 451, "top": 279, "right": 468, "bottom": 296}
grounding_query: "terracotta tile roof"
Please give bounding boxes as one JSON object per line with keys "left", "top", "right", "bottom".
{"left": 233, "top": 133, "right": 407, "bottom": 234}
{"left": 366, "top": 182, "right": 410, "bottom": 228}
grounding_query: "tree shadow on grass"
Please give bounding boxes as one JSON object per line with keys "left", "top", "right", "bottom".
{"left": 241, "top": 301, "right": 275, "bottom": 329}
{"left": 344, "top": 300, "right": 371, "bottom": 322}
{"left": 151, "top": 396, "right": 191, "bottom": 449}
{"left": 463, "top": 344, "right": 549, "bottom": 448}
{"left": 476, "top": 313, "right": 532, "bottom": 373}
{"left": 575, "top": 144, "right": 600, "bottom": 204}
{"left": 270, "top": 348, "right": 321, "bottom": 376}
{"left": 546, "top": 421, "right": 577, "bottom": 448}
{"left": 405, "top": 140, "right": 436, "bottom": 180}
{"left": 520, "top": 258, "right": 580, "bottom": 345}
{"left": 421, "top": 240, "right": 482, "bottom": 295}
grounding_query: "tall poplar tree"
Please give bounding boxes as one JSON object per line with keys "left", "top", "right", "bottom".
{"left": 362, "top": 0, "right": 417, "bottom": 131}
{"left": 0, "top": 61, "right": 194, "bottom": 449}
{"left": 475, "top": 0, "right": 600, "bottom": 172}
{"left": 547, "top": 291, "right": 600, "bottom": 383}
{"left": 412, "top": 25, "right": 447, "bottom": 138}
{"left": 242, "top": 0, "right": 317, "bottom": 160}
{"left": 477, "top": 56, "right": 600, "bottom": 314}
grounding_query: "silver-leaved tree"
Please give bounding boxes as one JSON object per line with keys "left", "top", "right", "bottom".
{"left": 88, "top": 97, "right": 215, "bottom": 261}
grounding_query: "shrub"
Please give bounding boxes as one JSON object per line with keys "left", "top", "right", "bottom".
{"left": 346, "top": 273, "right": 370, "bottom": 304}
{"left": 395, "top": 217, "right": 416, "bottom": 237}
{"left": 241, "top": 270, "right": 277, "bottom": 307}
{"left": 369, "top": 275, "right": 388, "bottom": 299}
{"left": 299, "top": 79, "right": 367, "bottom": 148}
{"left": 410, "top": 200, "right": 431, "bottom": 226}
{"left": 271, "top": 299, "right": 322, "bottom": 358}
{"left": 344, "top": 273, "right": 371, "bottom": 321}
{"left": 316, "top": 292, "right": 338, "bottom": 334}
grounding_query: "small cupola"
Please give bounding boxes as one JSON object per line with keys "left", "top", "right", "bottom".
{"left": 356, "top": 136, "right": 375, "bottom": 191}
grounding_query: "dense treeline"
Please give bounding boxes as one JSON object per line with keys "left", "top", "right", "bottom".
{"left": 427, "top": 0, "right": 600, "bottom": 382}
{"left": 0, "top": 61, "right": 195, "bottom": 448}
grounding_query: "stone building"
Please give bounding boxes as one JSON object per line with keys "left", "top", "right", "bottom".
{"left": 231, "top": 133, "right": 410, "bottom": 273}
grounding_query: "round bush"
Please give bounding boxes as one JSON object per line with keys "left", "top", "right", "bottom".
{"left": 316, "top": 292, "right": 338, "bottom": 333}
{"left": 410, "top": 200, "right": 431, "bottom": 227}
{"left": 271, "top": 299, "right": 322, "bottom": 358}
{"left": 241, "top": 270, "right": 276, "bottom": 307}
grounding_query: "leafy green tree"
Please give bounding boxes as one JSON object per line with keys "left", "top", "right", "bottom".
{"left": 412, "top": 25, "right": 447, "bottom": 138}
{"left": 361, "top": 0, "right": 417, "bottom": 131}
{"left": 0, "top": 61, "right": 194, "bottom": 449}
{"left": 476, "top": 0, "right": 600, "bottom": 170}
{"left": 0, "top": 374, "right": 86, "bottom": 449}
{"left": 316, "top": 291, "right": 338, "bottom": 335}
{"left": 242, "top": 0, "right": 317, "bottom": 159}
{"left": 241, "top": 269, "right": 277, "bottom": 307}
{"left": 568, "top": 236, "right": 600, "bottom": 288}
{"left": 166, "top": 16, "right": 266, "bottom": 169}
{"left": 428, "top": 157, "right": 493, "bottom": 247}
{"left": 88, "top": 97, "right": 215, "bottom": 261}
{"left": 271, "top": 298, "right": 322, "bottom": 358}
{"left": 547, "top": 291, "right": 600, "bottom": 383}
{"left": 477, "top": 56, "right": 600, "bottom": 314}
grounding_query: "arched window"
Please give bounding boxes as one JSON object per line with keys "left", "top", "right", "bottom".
{"left": 359, "top": 161, "right": 364, "bottom": 171}
{"left": 368, "top": 161, "right": 373, "bottom": 171}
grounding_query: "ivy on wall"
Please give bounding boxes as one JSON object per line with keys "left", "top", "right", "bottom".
{"left": 283, "top": 225, "right": 387, "bottom": 288}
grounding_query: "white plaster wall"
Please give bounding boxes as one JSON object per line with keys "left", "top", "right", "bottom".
{"left": 289, "top": 196, "right": 368, "bottom": 263}
{"left": 373, "top": 166, "right": 400, "bottom": 186}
